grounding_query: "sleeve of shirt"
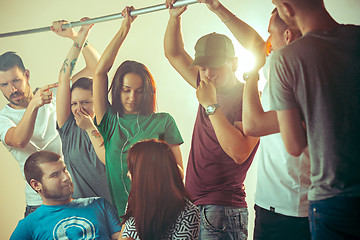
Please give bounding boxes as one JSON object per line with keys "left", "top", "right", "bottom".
{"left": 121, "top": 217, "right": 139, "bottom": 239}
{"left": 268, "top": 50, "right": 298, "bottom": 111}
{"left": 164, "top": 113, "right": 184, "bottom": 145}
{"left": 0, "top": 114, "right": 16, "bottom": 144}
{"left": 10, "top": 219, "right": 32, "bottom": 240}
{"left": 103, "top": 198, "right": 122, "bottom": 235}
{"left": 95, "top": 107, "right": 115, "bottom": 145}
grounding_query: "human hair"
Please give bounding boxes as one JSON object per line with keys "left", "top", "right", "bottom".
{"left": 0, "top": 51, "right": 26, "bottom": 72}
{"left": 24, "top": 151, "right": 61, "bottom": 186}
{"left": 71, "top": 77, "right": 93, "bottom": 94}
{"left": 121, "top": 139, "right": 189, "bottom": 240}
{"left": 272, "top": 8, "right": 302, "bottom": 39}
{"left": 109, "top": 60, "right": 156, "bottom": 116}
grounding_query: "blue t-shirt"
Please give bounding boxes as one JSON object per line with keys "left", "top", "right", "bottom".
{"left": 10, "top": 197, "right": 121, "bottom": 240}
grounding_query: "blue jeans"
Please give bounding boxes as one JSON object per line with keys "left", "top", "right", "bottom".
{"left": 24, "top": 205, "right": 40, "bottom": 217}
{"left": 309, "top": 195, "right": 360, "bottom": 240}
{"left": 198, "top": 204, "right": 248, "bottom": 240}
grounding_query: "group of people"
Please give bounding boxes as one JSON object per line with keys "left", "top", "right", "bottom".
{"left": 0, "top": 0, "right": 359, "bottom": 239}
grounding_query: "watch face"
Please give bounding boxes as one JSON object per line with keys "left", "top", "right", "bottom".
{"left": 206, "top": 105, "right": 216, "bottom": 115}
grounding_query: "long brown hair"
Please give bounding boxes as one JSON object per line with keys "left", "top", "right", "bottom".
{"left": 121, "top": 139, "right": 189, "bottom": 240}
{"left": 110, "top": 60, "right": 156, "bottom": 116}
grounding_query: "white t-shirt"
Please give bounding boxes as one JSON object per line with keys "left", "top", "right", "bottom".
{"left": 254, "top": 81, "right": 310, "bottom": 217}
{"left": 0, "top": 93, "right": 62, "bottom": 206}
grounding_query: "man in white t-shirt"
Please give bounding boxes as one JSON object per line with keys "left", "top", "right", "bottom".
{"left": 0, "top": 51, "right": 61, "bottom": 216}
{"left": 242, "top": 8, "right": 311, "bottom": 240}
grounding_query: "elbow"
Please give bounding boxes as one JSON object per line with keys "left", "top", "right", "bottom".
{"left": 11, "top": 140, "right": 28, "bottom": 149}
{"left": 285, "top": 143, "right": 306, "bottom": 157}
{"left": 243, "top": 121, "right": 262, "bottom": 137}
{"left": 230, "top": 138, "right": 260, "bottom": 165}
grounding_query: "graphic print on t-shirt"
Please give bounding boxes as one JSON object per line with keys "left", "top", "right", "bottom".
{"left": 53, "top": 216, "right": 95, "bottom": 239}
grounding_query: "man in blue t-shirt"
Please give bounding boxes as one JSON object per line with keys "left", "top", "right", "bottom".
{"left": 10, "top": 151, "right": 121, "bottom": 240}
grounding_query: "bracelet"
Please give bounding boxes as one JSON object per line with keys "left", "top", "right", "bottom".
{"left": 222, "top": 14, "right": 236, "bottom": 24}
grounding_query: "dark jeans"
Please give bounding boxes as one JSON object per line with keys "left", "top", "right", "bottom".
{"left": 309, "top": 195, "right": 360, "bottom": 240}
{"left": 24, "top": 205, "right": 40, "bottom": 217}
{"left": 253, "top": 204, "right": 310, "bottom": 240}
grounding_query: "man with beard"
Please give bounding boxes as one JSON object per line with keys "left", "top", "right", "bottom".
{"left": 0, "top": 51, "right": 61, "bottom": 216}
{"left": 269, "top": 0, "right": 360, "bottom": 239}
{"left": 10, "top": 151, "right": 121, "bottom": 240}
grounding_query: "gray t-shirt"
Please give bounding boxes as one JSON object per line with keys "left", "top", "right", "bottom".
{"left": 269, "top": 24, "right": 360, "bottom": 201}
{"left": 58, "top": 115, "right": 111, "bottom": 203}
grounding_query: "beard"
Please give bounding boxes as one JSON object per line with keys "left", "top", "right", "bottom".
{"left": 42, "top": 182, "right": 74, "bottom": 202}
{"left": 5, "top": 86, "right": 32, "bottom": 107}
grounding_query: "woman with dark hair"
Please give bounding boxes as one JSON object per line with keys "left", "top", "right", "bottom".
{"left": 54, "top": 18, "right": 111, "bottom": 202}
{"left": 119, "top": 139, "right": 200, "bottom": 240}
{"left": 93, "top": 7, "right": 184, "bottom": 217}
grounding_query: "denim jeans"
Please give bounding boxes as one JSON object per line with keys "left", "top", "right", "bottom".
{"left": 253, "top": 204, "right": 310, "bottom": 240}
{"left": 198, "top": 204, "right": 248, "bottom": 240}
{"left": 24, "top": 205, "right": 40, "bottom": 217}
{"left": 309, "top": 195, "right": 360, "bottom": 240}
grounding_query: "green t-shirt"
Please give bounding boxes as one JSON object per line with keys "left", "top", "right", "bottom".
{"left": 96, "top": 108, "right": 183, "bottom": 217}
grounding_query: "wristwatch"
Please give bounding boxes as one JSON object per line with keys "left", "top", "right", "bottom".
{"left": 205, "top": 104, "right": 219, "bottom": 115}
{"left": 243, "top": 71, "right": 259, "bottom": 81}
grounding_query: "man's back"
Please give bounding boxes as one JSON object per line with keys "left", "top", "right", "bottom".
{"left": 270, "top": 24, "right": 360, "bottom": 201}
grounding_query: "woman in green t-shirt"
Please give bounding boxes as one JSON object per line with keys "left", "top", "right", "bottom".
{"left": 93, "top": 6, "right": 184, "bottom": 217}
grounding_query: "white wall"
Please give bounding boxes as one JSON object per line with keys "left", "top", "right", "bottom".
{"left": 0, "top": 0, "right": 359, "bottom": 239}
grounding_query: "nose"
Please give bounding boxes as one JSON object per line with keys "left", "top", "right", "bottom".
{"left": 204, "top": 68, "right": 213, "bottom": 79}
{"left": 10, "top": 84, "right": 17, "bottom": 93}
{"left": 129, "top": 91, "right": 136, "bottom": 101}
{"left": 62, "top": 171, "right": 71, "bottom": 182}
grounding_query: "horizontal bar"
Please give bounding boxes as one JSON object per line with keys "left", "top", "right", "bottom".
{"left": 0, "top": 0, "right": 198, "bottom": 38}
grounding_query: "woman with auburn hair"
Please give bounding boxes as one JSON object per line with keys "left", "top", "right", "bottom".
{"left": 119, "top": 139, "right": 200, "bottom": 240}
{"left": 93, "top": 6, "right": 184, "bottom": 217}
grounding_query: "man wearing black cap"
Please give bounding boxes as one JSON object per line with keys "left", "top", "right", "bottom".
{"left": 164, "top": 0, "right": 263, "bottom": 239}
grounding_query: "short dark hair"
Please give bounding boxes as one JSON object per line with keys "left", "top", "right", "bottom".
{"left": 0, "top": 51, "right": 26, "bottom": 72}
{"left": 272, "top": 8, "right": 302, "bottom": 38}
{"left": 110, "top": 60, "right": 156, "bottom": 117}
{"left": 71, "top": 77, "right": 93, "bottom": 94}
{"left": 24, "top": 151, "right": 61, "bottom": 186}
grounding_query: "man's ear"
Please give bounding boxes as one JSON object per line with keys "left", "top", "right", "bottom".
{"left": 30, "top": 179, "right": 42, "bottom": 193}
{"left": 24, "top": 69, "right": 30, "bottom": 83}
{"left": 284, "top": 29, "right": 294, "bottom": 45}
{"left": 282, "top": 2, "right": 295, "bottom": 18}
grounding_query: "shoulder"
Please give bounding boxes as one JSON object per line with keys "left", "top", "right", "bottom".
{"left": 147, "top": 112, "right": 176, "bottom": 122}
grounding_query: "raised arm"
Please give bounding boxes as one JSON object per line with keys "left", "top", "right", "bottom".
{"left": 5, "top": 83, "right": 58, "bottom": 148}
{"left": 199, "top": 0, "right": 276, "bottom": 137}
{"left": 53, "top": 18, "right": 94, "bottom": 128}
{"left": 201, "top": 0, "right": 266, "bottom": 68}
{"left": 164, "top": 1, "right": 198, "bottom": 88}
{"left": 93, "top": 6, "right": 136, "bottom": 122}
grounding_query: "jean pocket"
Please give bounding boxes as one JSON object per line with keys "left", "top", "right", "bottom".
{"left": 202, "top": 205, "right": 226, "bottom": 232}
